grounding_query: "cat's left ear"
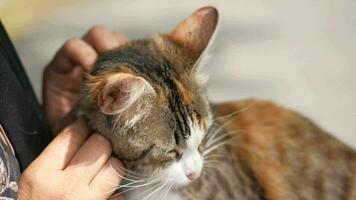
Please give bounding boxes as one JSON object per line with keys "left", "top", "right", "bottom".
{"left": 168, "top": 6, "right": 218, "bottom": 61}
{"left": 85, "top": 73, "right": 156, "bottom": 115}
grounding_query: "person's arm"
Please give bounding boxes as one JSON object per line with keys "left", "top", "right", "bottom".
{"left": 18, "top": 118, "right": 125, "bottom": 200}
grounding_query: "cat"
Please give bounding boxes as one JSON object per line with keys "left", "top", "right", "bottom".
{"left": 80, "top": 6, "right": 356, "bottom": 200}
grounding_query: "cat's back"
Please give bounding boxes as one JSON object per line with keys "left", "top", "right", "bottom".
{"left": 213, "top": 99, "right": 356, "bottom": 200}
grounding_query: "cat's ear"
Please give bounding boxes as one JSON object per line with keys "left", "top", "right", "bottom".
{"left": 86, "top": 73, "right": 155, "bottom": 114}
{"left": 168, "top": 6, "right": 218, "bottom": 59}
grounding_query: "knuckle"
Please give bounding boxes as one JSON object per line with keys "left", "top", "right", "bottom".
{"left": 62, "top": 177, "right": 81, "bottom": 199}
{"left": 64, "top": 118, "right": 86, "bottom": 134}
{"left": 115, "top": 32, "right": 127, "bottom": 40}
{"left": 19, "top": 169, "right": 88, "bottom": 199}
{"left": 80, "top": 47, "right": 97, "bottom": 64}
{"left": 88, "top": 25, "right": 109, "bottom": 37}
{"left": 63, "top": 37, "right": 81, "bottom": 52}
{"left": 61, "top": 124, "right": 76, "bottom": 138}
{"left": 60, "top": 120, "right": 88, "bottom": 144}
{"left": 91, "top": 133, "right": 111, "bottom": 150}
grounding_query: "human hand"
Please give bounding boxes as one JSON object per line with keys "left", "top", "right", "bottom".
{"left": 43, "top": 26, "right": 127, "bottom": 133}
{"left": 18, "top": 118, "right": 125, "bottom": 200}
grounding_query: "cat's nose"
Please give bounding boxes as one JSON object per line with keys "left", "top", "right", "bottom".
{"left": 186, "top": 172, "right": 200, "bottom": 181}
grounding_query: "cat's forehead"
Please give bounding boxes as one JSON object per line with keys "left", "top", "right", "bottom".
{"left": 93, "top": 37, "right": 194, "bottom": 76}
{"left": 92, "top": 37, "right": 200, "bottom": 105}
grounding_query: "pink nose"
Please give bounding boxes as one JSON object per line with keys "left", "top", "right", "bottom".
{"left": 186, "top": 172, "right": 199, "bottom": 181}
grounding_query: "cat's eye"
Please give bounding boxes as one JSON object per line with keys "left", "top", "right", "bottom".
{"left": 196, "top": 113, "right": 201, "bottom": 120}
{"left": 167, "top": 149, "right": 182, "bottom": 160}
{"left": 194, "top": 109, "right": 201, "bottom": 120}
{"left": 198, "top": 144, "right": 204, "bottom": 153}
{"left": 167, "top": 149, "right": 178, "bottom": 156}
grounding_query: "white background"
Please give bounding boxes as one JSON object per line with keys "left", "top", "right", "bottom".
{"left": 13, "top": 0, "right": 356, "bottom": 147}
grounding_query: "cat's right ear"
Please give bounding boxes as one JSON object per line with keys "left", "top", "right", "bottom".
{"left": 86, "top": 73, "right": 155, "bottom": 114}
{"left": 168, "top": 6, "right": 218, "bottom": 60}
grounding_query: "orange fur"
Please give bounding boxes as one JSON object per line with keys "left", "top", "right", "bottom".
{"left": 175, "top": 80, "right": 194, "bottom": 105}
{"left": 211, "top": 99, "right": 356, "bottom": 199}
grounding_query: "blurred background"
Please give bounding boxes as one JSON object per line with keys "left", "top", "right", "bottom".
{"left": 1, "top": 0, "right": 355, "bottom": 147}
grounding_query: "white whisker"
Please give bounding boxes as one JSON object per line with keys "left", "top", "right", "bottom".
{"left": 205, "top": 117, "right": 235, "bottom": 146}
{"left": 203, "top": 154, "right": 233, "bottom": 160}
{"left": 141, "top": 182, "right": 168, "bottom": 200}
{"left": 116, "top": 179, "right": 162, "bottom": 196}
{"left": 213, "top": 102, "right": 256, "bottom": 122}
{"left": 203, "top": 139, "right": 235, "bottom": 156}
{"left": 160, "top": 184, "right": 173, "bottom": 200}
{"left": 110, "top": 160, "right": 160, "bottom": 181}
{"left": 205, "top": 130, "right": 240, "bottom": 151}
{"left": 213, "top": 111, "right": 239, "bottom": 121}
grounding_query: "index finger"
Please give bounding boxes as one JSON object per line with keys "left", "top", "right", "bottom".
{"left": 83, "top": 26, "right": 128, "bottom": 52}
{"left": 32, "top": 118, "right": 90, "bottom": 170}
{"left": 49, "top": 38, "right": 98, "bottom": 73}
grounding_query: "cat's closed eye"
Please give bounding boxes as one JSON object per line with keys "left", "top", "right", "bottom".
{"left": 198, "top": 144, "right": 204, "bottom": 153}
{"left": 167, "top": 149, "right": 182, "bottom": 160}
{"left": 194, "top": 110, "right": 202, "bottom": 121}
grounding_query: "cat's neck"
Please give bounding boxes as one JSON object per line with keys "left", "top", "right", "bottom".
{"left": 177, "top": 145, "right": 265, "bottom": 200}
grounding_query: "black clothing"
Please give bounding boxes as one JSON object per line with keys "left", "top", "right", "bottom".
{"left": 0, "top": 20, "right": 51, "bottom": 183}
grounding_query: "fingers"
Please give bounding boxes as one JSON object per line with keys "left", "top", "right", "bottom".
{"left": 52, "top": 38, "right": 97, "bottom": 72}
{"left": 65, "top": 133, "right": 112, "bottom": 183}
{"left": 48, "top": 26, "right": 127, "bottom": 74}
{"left": 33, "top": 118, "right": 89, "bottom": 170}
{"left": 83, "top": 25, "right": 127, "bottom": 52}
{"left": 113, "top": 31, "right": 129, "bottom": 46}
{"left": 20, "top": 116, "right": 126, "bottom": 200}
{"left": 89, "top": 157, "right": 125, "bottom": 199}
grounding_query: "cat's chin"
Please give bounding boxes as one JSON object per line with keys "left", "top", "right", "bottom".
{"left": 163, "top": 178, "right": 193, "bottom": 190}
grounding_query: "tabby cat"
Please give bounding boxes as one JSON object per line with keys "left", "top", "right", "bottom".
{"left": 80, "top": 6, "right": 356, "bottom": 200}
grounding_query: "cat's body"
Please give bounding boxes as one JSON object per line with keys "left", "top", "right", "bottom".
{"left": 125, "top": 99, "right": 356, "bottom": 200}
{"left": 179, "top": 100, "right": 356, "bottom": 199}
{"left": 80, "top": 6, "right": 356, "bottom": 200}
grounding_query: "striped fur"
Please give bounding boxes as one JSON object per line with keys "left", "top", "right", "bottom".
{"left": 79, "top": 6, "right": 356, "bottom": 200}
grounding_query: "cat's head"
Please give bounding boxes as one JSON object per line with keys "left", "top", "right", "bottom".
{"left": 82, "top": 6, "right": 218, "bottom": 188}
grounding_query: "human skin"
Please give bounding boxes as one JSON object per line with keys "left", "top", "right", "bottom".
{"left": 18, "top": 118, "right": 125, "bottom": 200}
{"left": 43, "top": 25, "right": 127, "bottom": 133}
{"left": 17, "top": 26, "right": 128, "bottom": 200}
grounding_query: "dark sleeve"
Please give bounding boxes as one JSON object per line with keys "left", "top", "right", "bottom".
{"left": 0, "top": 125, "right": 20, "bottom": 199}
{"left": 0, "top": 21, "right": 52, "bottom": 171}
